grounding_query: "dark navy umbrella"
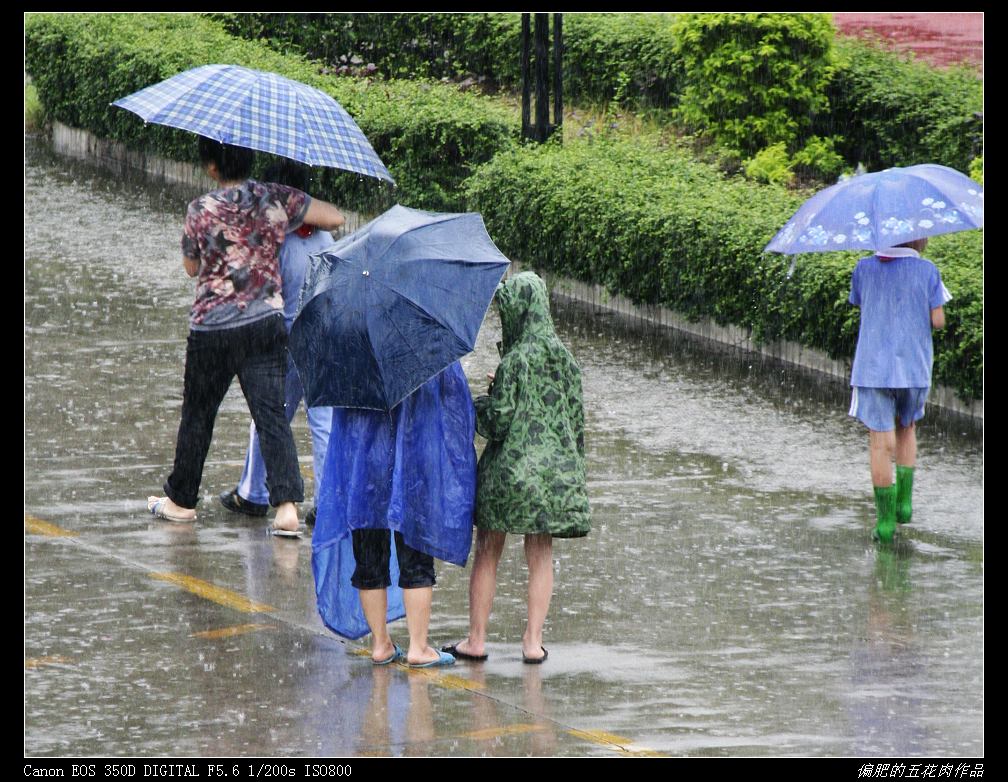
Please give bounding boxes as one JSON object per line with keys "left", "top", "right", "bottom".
{"left": 765, "top": 164, "right": 983, "bottom": 254}
{"left": 289, "top": 205, "right": 511, "bottom": 411}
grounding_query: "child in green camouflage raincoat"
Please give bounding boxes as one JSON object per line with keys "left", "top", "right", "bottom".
{"left": 442, "top": 271, "right": 590, "bottom": 664}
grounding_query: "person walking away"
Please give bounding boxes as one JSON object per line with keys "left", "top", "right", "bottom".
{"left": 146, "top": 138, "right": 345, "bottom": 535}
{"left": 847, "top": 238, "right": 951, "bottom": 543}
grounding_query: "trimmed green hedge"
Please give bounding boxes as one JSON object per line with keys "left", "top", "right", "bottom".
{"left": 24, "top": 12, "right": 518, "bottom": 213}
{"left": 212, "top": 12, "right": 685, "bottom": 111}
{"left": 816, "top": 37, "right": 983, "bottom": 174}
{"left": 464, "top": 136, "right": 983, "bottom": 400}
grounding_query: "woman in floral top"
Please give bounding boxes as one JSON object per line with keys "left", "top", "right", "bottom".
{"left": 147, "top": 137, "right": 346, "bottom": 534}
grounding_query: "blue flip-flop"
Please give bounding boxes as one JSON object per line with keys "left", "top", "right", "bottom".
{"left": 407, "top": 650, "right": 456, "bottom": 669}
{"left": 373, "top": 644, "right": 403, "bottom": 666}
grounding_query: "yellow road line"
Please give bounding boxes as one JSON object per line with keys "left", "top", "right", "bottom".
{"left": 190, "top": 623, "right": 278, "bottom": 639}
{"left": 566, "top": 728, "right": 666, "bottom": 757}
{"left": 465, "top": 723, "right": 549, "bottom": 741}
{"left": 150, "top": 573, "right": 276, "bottom": 614}
{"left": 404, "top": 669, "right": 486, "bottom": 691}
{"left": 28, "top": 515, "right": 655, "bottom": 756}
{"left": 25, "top": 516, "right": 77, "bottom": 537}
{"left": 25, "top": 656, "right": 73, "bottom": 669}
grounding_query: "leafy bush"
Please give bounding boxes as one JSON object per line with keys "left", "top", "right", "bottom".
{"left": 465, "top": 135, "right": 982, "bottom": 400}
{"left": 217, "top": 12, "right": 983, "bottom": 182}
{"left": 744, "top": 143, "right": 793, "bottom": 186}
{"left": 814, "top": 37, "right": 983, "bottom": 173}
{"left": 24, "top": 80, "right": 43, "bottom": 131}
{"left": 211, "top": 13, "right": 517, "bottom": 84}
{"left": 560, "top": 14, "right": 683, "bottom": 109}
{"left": 790, "top": 135, "right": 846, "bottom": 183}
{"left": 212, "top": 13, "right": 685, "bottom": 111}
{"left": 672, "top": 13, "right": 834, "bottom": 156}
{"left": 926, "top": 231, "right": 983, "bottom": 401}
{"left": 969, "top": 155, "right": 983, "bottom": 185}
{"left": 24, "top": 12, "right": 518, "bottom": 213}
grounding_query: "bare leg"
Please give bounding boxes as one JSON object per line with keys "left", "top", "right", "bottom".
{"left": 403, "top": 586, "right": 440, "bottom": 666}
{"left": 869, "top": 429, "right": 896, "bottom": 487}
{"left": 454, "top": 529, "right": 507, "bottom": 658}
{"left": 358, "top": 588, "right": 395, "bottom": 663}
{"left": 522, "top": 533, "right": 553, "bottom": 661}
{"left": 895, "top": 422, "right": 917, "bottom": 467}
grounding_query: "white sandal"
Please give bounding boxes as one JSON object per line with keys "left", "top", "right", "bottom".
{"left": 147, "top": 496, "right": 196, "bottom": 522}
{"left": 269, "top": 524, "right": 303, "bottom": 538}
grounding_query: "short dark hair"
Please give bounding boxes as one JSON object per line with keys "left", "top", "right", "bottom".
{"left": 197, "top": 136, "right": 253, "bottom": 181}
{"left": 262, "top": 158, "right": 311, "bottom": 192}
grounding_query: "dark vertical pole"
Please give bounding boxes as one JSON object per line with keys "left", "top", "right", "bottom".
{"left": 521, "top": 14, "right": 531, "bottom": 141}
{"left": 534, "top": 13, "right": 549, "bottom": 143}
{"left": 553, "top": 13, "right": 563, "bottom": 141}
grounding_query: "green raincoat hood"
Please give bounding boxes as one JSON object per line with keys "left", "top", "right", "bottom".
{"left": 497, "top": 271, "right": 556, "bottom": 355}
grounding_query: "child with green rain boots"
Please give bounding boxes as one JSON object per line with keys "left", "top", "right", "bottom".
{"left": 847, "top": 238, "right": 951, "bottom": 543}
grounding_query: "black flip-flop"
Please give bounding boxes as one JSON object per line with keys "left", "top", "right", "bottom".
{"left": 522, "top": 646, "right": 548, "bottom": 664}
{"left": 441, "top": 642, "right": 488, "bottom": 662}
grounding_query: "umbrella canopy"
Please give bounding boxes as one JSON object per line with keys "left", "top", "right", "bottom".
{"left": 289, "top": 205, "right": 511, "bottom": 411}
{"left": 765, "top": 164, "right": 983, "bottom": 254}
{"left": 112, "top": 64, "right": 393, "bottom": 183}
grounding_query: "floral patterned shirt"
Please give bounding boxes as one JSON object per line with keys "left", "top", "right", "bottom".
{"left": 182, "top": 180, "right": 310, "bottom": 330}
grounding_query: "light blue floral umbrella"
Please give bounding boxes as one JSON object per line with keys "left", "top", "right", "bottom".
{"left": 112, "top": 64, "right": 394, "bottom": 183}
{"left": 765, "top": 164, "right": 982, "bottom": 255}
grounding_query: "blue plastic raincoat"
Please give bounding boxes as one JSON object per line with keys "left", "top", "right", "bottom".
{"left": 312, "top": 362, "right": 477, "bottom": 639}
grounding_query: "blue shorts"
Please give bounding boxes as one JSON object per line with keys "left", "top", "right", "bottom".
{"left": 849, "top": 387, "right": 929, "bottom": 432}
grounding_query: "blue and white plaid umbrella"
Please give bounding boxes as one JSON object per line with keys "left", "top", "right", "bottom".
{"left": 765, "top": 164, "right": 983, "bottom": 255}
{"left": 112, "top": 64, "right": 394, "bottom": 183}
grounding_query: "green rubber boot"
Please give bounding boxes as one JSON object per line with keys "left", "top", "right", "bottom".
{"left": 872, "top": 485, "right": 897, "bottom": 544}
{"left": 895, "top": 465, "right": 914, "bottom": 524}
